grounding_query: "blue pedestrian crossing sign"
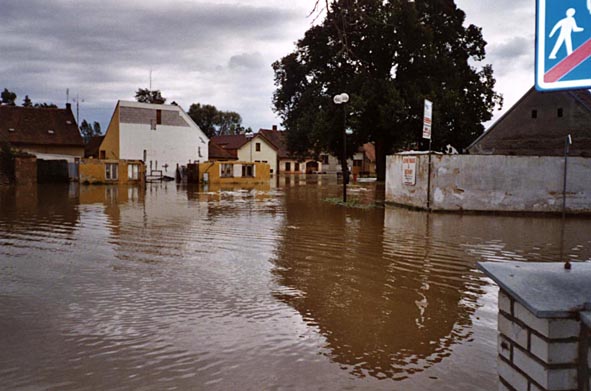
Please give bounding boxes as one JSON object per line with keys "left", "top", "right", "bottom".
{"left": 536, "top": 0, "right": 591, "bottom": 91}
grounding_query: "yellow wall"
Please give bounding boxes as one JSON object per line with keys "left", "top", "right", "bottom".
{"left": 99, "top": 103, "right": 120, "bottom": 159}
{"left": 80, "top": 158, "right": 145, "bottom": 185}
{"left": 199, "top": 161, "right": 270, "bottom": 184}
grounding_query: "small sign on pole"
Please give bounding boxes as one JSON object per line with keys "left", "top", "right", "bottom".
{"left": 422, "top": 99, "right": 433, "bottom": 140}
{"left": 402, "top": 156, "right": 417, "bottom": 186}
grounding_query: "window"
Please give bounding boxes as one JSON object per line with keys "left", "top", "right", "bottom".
{"left": 242, "top": 164, "right": 254, "bottom": 177}
{"left": 221, "top": 163, "right": 233, "bottom": 178}
{"left": 198, "top": 146, "right": 203, "bottom": 158}
{"left": 354, "top": 160, "right": 362, "bottom": 167}
{"left": 285, "top": 162, "right": 291, "bottom": 171}
{"left": 294, "top": 162, "right": 300, "bottom": 172}
{"left": 321, "top": 154, "right": 329, "bottom": 164}
{"left": 106, "top": 163, "right": 118, "bottom": 180}
{"left": 128, "top": 164, "right": 140, "bottom": 180}
{"left": 156, "top": 109, "right": 162, "bottom": 125}
{"left": 255, "top": 142, "right": 261, "bottom": 152}
{"left": 557, "top": 108, "right": 563, "bottom": 117}
{"left": 531, "top": 110, "right": 538, "bottom": 119}
{"left": 100, "top": 150, "right": 106, "bottom": 159}
{"left": 143, "top": 150, "right": 147, "bottom": 162}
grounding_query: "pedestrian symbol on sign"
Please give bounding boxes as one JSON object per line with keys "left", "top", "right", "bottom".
{"left": 536, "top": 0, "right": 591, "bottom": 91}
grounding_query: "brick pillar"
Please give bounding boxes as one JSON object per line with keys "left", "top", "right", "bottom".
{"left": 497, "top": 289, "right": 581, "bottom": 391}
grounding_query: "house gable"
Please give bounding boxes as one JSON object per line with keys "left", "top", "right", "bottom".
{"left": 468, "top": 88, "right": 591, "bottom": 156}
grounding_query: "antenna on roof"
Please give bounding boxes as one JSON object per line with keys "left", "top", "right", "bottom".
{"left": 66, "top": 88, "right": 70, "bottom": 104}
{"left": 149, "top": 68, "right": 152, "bottom": 90}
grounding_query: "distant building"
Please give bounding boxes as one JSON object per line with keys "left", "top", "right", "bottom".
{"left": 99, "top": 101, "right": 209, "bottom": 178}
{"left": 467, "top": 87, "right": 591, "bottom": 156}
{"left": 0, "top": 103, "right": 84, "bottom": 160}
{"left": 211, "top": 131, "right": 280, "bottom": 175}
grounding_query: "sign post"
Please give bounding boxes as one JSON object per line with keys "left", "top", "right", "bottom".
{"left": 423, "top": 99, "right": 433, "bottom": 210}
{"left": 536, "top": 0, "right": 591, "bottom": 91}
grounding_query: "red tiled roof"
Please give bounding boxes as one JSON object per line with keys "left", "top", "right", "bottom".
{"left": 258, "top": 128, "right": 289, "bottom": 158}
{"left": 210, "top": 134, "right": 248, "bottom": 150}
{"left": 208, "top": 140, "right": 237, "bottom": 160}
{"left": 0, "top": 105, "right": 84, "bottom": 147}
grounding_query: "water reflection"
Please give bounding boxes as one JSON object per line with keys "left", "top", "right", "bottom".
{"left": 271, "top": 186, "right": 481, "bottom": 381}
{"left": 1, "top": 180, "right": 590, "bottom": 390}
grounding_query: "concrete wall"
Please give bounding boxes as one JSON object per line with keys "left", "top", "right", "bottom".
{"left": 386, "top": 154, "right": 591, "bottom": 213}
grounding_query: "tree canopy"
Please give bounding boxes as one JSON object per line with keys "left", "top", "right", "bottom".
{"left": 188, "top": 103, "right": 251, "bottom": 138}
{"left": 272, "top": 0, "right": 502, "bottom": 180}
{"left": 79, "top": 119, "right": 102, "bottom": 143}
{"left": 1, "top": 88, "right": 17, "bottom": 106}
{"left": 135, "top": 88, "right": 166, "bottom": 104}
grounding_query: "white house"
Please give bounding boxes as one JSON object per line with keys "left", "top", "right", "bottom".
{"left": 99, "top": 101, "right": 209, "bottom": 177}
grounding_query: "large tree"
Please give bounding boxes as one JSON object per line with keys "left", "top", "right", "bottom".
{"left": 273, "top": 0, "right": 502, "bottom": 180}
{"left": 135, "top": 88, "right": 166, "bottom": 104}
{"left": 187, "top": 103, "right": 250, "bottom": 138}
{"left": 1, "top": 88, "right": 17, "bottom": 106}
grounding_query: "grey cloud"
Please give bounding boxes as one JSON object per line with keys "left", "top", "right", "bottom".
{"left": 229, "top": 52, "right": 265, "bottom": 69}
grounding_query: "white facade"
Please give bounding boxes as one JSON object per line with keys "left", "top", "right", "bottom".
{"left": 237, "top": 135, "right": 278, "bottom": 175}
{"left": 117, "top": 101, "right": 209, "bottom": 176}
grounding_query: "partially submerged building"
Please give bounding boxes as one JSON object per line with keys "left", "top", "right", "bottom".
{"left": 98, "top": 101, "right": 209, "bottom": 178}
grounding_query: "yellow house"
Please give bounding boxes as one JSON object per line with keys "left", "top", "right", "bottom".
{"left": 79, "top": 158, "right": 145, "bottom": 185}
{"left": 198, "top": 161, "right": 270, "bottom": 184}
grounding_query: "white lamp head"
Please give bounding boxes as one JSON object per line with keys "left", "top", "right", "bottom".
{"left": 333, "top": 94, "right": 343, "bottom": 104}
{"left": 340, "top": 93, "right": 349, "bottom": 103}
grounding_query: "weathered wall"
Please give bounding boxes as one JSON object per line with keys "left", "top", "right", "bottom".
{"left": 386, "top": 154, "right": 591, "bottom": 213}
{"left": 99, "top": 104, "right": 121, "bottom": 160}
{"left": 14, "top": 156, "right": 37, "bottom": 185}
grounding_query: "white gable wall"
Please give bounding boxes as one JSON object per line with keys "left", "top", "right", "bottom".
{"left": 117, "top": 102, "right": 209, "bottom": 175}
{"left": 237, "top": 136, "right": 278, "bottom": 175}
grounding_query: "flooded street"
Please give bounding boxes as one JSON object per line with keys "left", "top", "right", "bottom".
{"left": 1, "top": 177, "right": 591, "bottom": 390}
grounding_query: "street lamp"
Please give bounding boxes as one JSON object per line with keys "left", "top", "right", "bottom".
{"left": 333, "top": 92, "right": 349, "bottom": 203}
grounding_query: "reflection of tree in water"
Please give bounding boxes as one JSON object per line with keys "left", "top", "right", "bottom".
{"left": 271, "top": 186, "right": 483, "bottom": 380}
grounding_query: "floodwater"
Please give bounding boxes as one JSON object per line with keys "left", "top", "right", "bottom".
{"left": 1, "top": 177, "right": 591, "bottom": 390}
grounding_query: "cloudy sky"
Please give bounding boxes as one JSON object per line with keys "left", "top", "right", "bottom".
{"left": 0, "top": 0, "right": 535, "bottom": 132}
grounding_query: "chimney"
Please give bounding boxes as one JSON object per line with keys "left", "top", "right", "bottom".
{"left": 272, "top": 125, "right": 277, "bottom": 131}
{"left": 66, "top": 103, "right": 72, "bottom": 111}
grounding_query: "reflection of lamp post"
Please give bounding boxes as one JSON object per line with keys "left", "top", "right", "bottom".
{"left": 333, "top": 92, "right": 349, "bottom": 202}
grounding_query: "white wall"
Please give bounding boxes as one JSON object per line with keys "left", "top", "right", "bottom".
{"left": 237, "top": 137, "right": 277, "bottom": 175}
{"left": 118, "top": 107, "right": 208, "bottom": 176}
{"left": 386, "top": 154, "right": 591, "bottom": 213}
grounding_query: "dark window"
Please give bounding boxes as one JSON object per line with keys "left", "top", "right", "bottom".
{"left": 255, "top": 143, "right": 261, "bottom": 152}
{"left": 531, "top": 110, "right": 538, "bottom": 119}
{"left": 285, "top": 162, "right": 291, "bottom": 171}
{"left": 294, "top": 162, "right": 300, "bottom": 172}
{"left": 242, "top": 164, "right": 254, "bottom": 177}
{"left": 156, "top": 110, "right": 162, "bottom": 125}
{"left": 143, "top": 150, "right": 147, "bottom": 162}
{"left": 321, "top": 154, "right": 329, "bottom": 164}
{"left": 99, "top": 150, "right": 106, "bottom": 159}
{"left": 557, "top": 108, "right": 563, "bottom": 117}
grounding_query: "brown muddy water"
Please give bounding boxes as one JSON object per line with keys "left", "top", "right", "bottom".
{"left": 1, "top": 176, "right": 591, "bottom": 390}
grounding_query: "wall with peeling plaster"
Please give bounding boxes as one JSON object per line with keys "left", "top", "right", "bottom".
{"left": 385, "top": 154, "right": 591, "bottom": 213}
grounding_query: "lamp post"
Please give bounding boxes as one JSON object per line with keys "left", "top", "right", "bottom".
{"left": 333, "top": 92, "right": 349, "bottom": 202}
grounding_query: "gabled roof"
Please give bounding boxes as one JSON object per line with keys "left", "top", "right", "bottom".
{"left": 258, "top": 128, "right": 289, "bottom": 158}
{"left": 210, "top": 134, "right": 249, "bottom": 150}
{"left": 0, "top": 105, "right": 84, "bottom": 147}
{"left": 209, "top": 140, "right": 237, "bottom": 160}
{"left": 467, "top": 87, "right": 591, "bottom": 156}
